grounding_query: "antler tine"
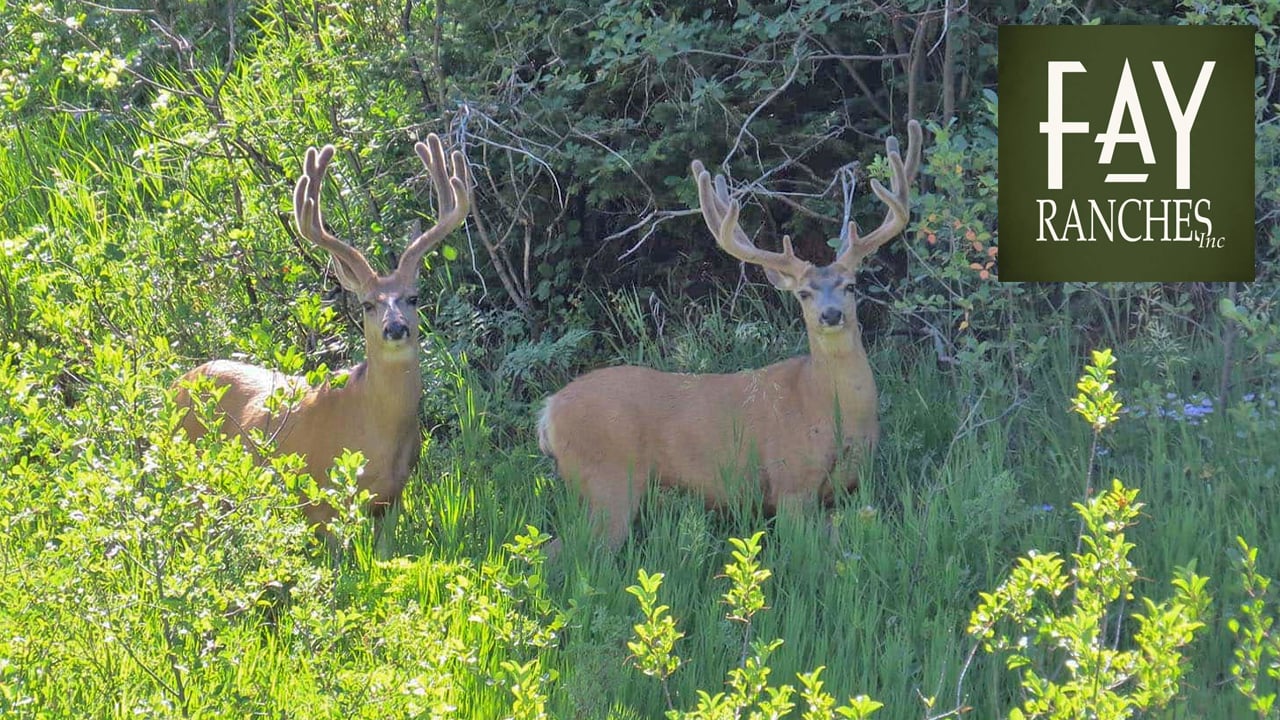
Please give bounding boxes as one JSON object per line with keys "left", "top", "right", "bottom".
{"left": 294, "top": 145, "right": 377, "bottom": 288}
{"left": 836, "top": 119, "right": 923, "bottom": 268}
{"left": 691, "top": 160, "right": 810, "bottom": 280}
{"left": 394, "top": 133, "right": 472, "bottom": 280}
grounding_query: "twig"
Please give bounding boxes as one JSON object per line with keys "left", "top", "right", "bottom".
{"left": 571, "top": 128, "right": 654, "bottom": 198}
{"left": 614, "top": 208, "right": 700, "bottom": 259}
{"left": 722, "top": 36, "right": 808, "bottom": 168}
{"left": 401, "top": 0, "right": 436, "bottom": 109}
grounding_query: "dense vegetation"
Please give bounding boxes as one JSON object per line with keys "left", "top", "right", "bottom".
{"left": 2, "top": 0, "right": 1279, "bottom": 717}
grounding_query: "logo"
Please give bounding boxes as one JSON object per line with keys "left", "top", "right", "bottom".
{"left": 999, "top": 26, "right": 1255, "bottom": 281}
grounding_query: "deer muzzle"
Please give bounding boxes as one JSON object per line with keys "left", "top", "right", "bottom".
{"left": 819, "top": 308, "right": 845, "bottom": 327}
{"left": 383, "top": 321, "right": 410, "bottom": 341}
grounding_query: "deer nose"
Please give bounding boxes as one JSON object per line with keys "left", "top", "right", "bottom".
{"left": 819, "top": 308, "right": 844, "bottom": 327}
{"left": 383, "top": 322, "right": 409, "bottom": 341}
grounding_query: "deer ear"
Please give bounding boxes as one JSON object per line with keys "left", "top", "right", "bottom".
{"left": 763, "top": 266, "right": 799, "bottom": 291}
{"left": 331, "top": 256, "right": 371, "bottom": 293}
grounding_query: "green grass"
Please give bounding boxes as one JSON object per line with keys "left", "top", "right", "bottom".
{"left": 4, "top": 65, "right": 1280, "bottom": 720}
{"left": 6, "top": 246, "right": 1280, "bottom": 719}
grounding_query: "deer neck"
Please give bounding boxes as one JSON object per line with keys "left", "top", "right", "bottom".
{"left": 350, "top": 348, "right": 423, "bottom": 428}
{"left": 803, "top": 321, "right": 878, "bottom": 439}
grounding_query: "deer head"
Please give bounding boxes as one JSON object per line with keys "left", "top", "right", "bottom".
{"left": 691, "top": 120, "right": 922, "bottom": 340}
{"left": 293, "top": 134, "right": 471, "bottom": 361}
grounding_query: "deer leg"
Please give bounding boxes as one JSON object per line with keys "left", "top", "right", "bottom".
{"left": 772, "top": 489, "right": 820, "bottom": 519}
{"left": 771, "top": 489, "right": 831, "bottom": 546}
{"left": 581, "top": 467, "right": 645, "bottom": 549}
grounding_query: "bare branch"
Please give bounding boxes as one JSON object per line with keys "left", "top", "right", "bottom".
{"left": 722, "top": 35, "right": 808, "bottom": 168}
{"left": 613, "top": 208, "right": 701, "bottom": 259}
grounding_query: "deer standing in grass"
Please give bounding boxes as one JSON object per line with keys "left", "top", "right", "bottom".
{"left": 174, "top": 134, "right": 471, "bottom": 528}
{"left": 539, "top": 121, "right": 922, "bottom": 549}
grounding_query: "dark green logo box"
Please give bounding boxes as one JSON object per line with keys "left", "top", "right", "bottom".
{"left": 999, "top": 26, "right": 1254, "bottom": 282}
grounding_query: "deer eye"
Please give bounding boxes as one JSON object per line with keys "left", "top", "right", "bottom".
{"left": 361, "top": 301, "right": 375, "bottom": 312}
{"left": 844, "top": 283, "right": 857, "bottom": 294}
{"left": 797, "top": 290, "right": 813, "bottom": 301}
{"left": 406, "top": 295, "right": 419, "bottom": 306}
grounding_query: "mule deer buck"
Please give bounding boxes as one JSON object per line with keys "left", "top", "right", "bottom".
{"left": 174, "top": 134, "right": 471, "bottom": 528}
{"left": 539, "top": 120, "right": 922, "bottom": 549}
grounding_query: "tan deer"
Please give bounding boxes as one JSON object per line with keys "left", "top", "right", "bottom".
{"left": 539, "top": 120, "right": 922, "bottom": 548}
{"left": 174, "top": 134, "right": 471, "bottom": 527}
